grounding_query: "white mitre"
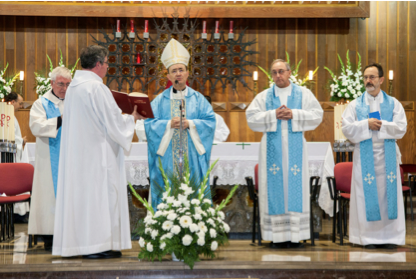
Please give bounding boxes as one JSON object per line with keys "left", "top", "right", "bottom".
{"left": 161, "top": 38, "right": 190, "bottom": 69}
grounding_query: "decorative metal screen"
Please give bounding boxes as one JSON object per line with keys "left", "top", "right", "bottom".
{"left": 91, "top": 17, "right": 257, "bottom": 95}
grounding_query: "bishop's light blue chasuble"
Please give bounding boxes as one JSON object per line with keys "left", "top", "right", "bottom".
{"left": 41, "top": 96, "right": 61, "bottom": 198}
{"left": 144, "top": 87, "right": 216, "bottom": 210}
{"left": 356, "top": 90, "right": 397, "bottom": 221}
{"left": 266, "top": 82, "right": 303, "bottom": 215}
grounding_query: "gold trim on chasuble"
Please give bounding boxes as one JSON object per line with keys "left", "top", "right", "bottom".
{"left": 171, "top": 99, "right": 188, "bottom": 176}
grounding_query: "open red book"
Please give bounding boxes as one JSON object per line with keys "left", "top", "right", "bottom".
{"left": 111, "top": 90, "right": 154, "bottom": 118}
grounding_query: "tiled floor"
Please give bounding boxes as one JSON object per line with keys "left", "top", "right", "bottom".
{"left": 1, "top": 219, "right": 416, "bottom": 276}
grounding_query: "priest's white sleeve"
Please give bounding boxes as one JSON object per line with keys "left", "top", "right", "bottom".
{"left": 246, "top": 91, "right": 277, "bottom": 132}
{"left": 29, "top": 100, "right": 59, "bottom": 138}
{"left": 187, "top": 120, "right": 205, "bottom": 155}
{"left": 341, "top": 101, "right": 372, "bottom": 143}
{"left": 135, "top": 119, "right": 147, "bottom": 142}
{"left": 291, "top": 88, "right": 323, "bottom": 132}
{"left": 14, "top": 117, "right": 23, "bottom": 162}
{"left": 214, "top": 114, "right": 230, "bottom": 142}
{"left": 379, "top": 98, "right": 407, "bottom": 140}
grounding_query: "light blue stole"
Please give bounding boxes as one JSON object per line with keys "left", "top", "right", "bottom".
{"left": 356, "top": 90, "right": 397, "bottom": 221}
{"left": 266, "top": 82, "right": 303, "bottom": 215}
{"left": 41, "top": 96, "right": 62, "bottom": 198}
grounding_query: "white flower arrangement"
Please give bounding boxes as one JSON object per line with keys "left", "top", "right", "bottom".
{"left": 34, "top": 49, "right": 79, "bottom": 96}
{"left": 0, "top": 63, "right": 20, "bottom": 99}
{"left": 129, "top": 158, "right": 238, "bottom": 270}
{"left": 324, "top": 50, "right": 365, "bottom": 101}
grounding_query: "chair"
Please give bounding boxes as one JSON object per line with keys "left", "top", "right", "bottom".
{"left": 326, "top": 162, "right": 353, "bottom": 245}
{"left": 0, "top": 163, "right": 34, "bottom": 242}
{"left": 245, "top": 164, "right": 261, "bottom": 245}
{"left": 400, "top": 165, "right": 415, "bottom": 221}
{"left": 309, "top": 176, "right": 320, "bottom": 246}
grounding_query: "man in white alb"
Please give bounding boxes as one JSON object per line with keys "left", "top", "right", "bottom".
{"left": 204, "top": 95, "right": 230, "bottom": 143}
{"left": 28, "top": 66, "right": 71, "bottom": 251}
{"left": 342, "top": 63, "right": 407, "bottom": 249}
{"left": 53, "top": 45, "right": 143, "bottom": 259}
{"left": 246, "top": 59, "right": 323, "bottom": 248}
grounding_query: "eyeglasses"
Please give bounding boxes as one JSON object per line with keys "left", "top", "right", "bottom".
{"left": 56, "top": 82, "right": 71, "bottom": 88}
{"left": 363, "top": 75, "right": 379, "bottom": 81}
{"left": 170, "top": 68, "right": 186, "bottom": 74}
{"left": 272, "top": 69, "right": 289, "bottom": 75}
{"left": 102, "top": 61, "right": 109, "bottom": 65}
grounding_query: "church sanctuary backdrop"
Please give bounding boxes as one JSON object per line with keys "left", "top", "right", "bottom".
{"left": 0, "top": 1, "right": 415, "bottom": 163}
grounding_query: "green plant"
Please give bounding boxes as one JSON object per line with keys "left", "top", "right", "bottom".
{"left": 0, "top": 63, "right": 19, "bottom": 99}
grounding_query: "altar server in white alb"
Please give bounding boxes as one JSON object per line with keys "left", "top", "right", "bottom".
{"left": 28, "top": 66, "right": 71, "bottom": 251}
{"left": 246, "top": 59, "right": 323, "bottom": 248}
{"left": 342, "top": 63, "right": 407, "bottom": 249}
{"left": 53, "top": 45, "right": 143, "bottom": 259}
{"left": 4, "top": 92, "right": 26, "bottom": 162}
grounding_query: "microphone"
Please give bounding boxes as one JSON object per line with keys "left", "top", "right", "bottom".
{"left": 173, "top": 80, "right": 179, "bottom": 93}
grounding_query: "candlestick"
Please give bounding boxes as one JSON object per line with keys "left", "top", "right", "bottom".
{"left": 253, "top": 71, "right": 258, "bottom": 81}
{"left": 116, "top": 19, "right": 121, "bottom": 38}
{"left": 202, "top": 21, "right": 207, "bottom": 33}
{"left": 229, "top": 21, "right": 233, "bottom": 33}
{"left": 136, "top": 53, "right": 141, "bottom": 64}
{"left": 130, "top": 19, "right": 134, "bottom": 32}
{"left": 144, "top": 20, "right": 149, "bottom": 38}
{"left": 214, "top": 21, "right": 220, "bottom": 39}
{"left": 389, "top": 70, "right": 394, "bottom": 80}
{"left": 309, "top": 70, "right": 313, "bottom": 81}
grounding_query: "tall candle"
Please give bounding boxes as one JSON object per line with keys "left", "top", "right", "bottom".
{"left": 20, "top": 71, "right": 24, "bottom": 81}
{"left": 116, "top": 20, "right": 120, "bottom": 32}
{"left": 130, "top": 19, "right": 135, "bottom": 32}
{"left": 215, "top": 21, "right": 219, "bottom": 33}
{"left": 253, "top": 71, "right": 258, "bottom": 81}
{"left": 389, "top": 70, "right": 394, "bottom": 80}
{"left": 229, "top": 21, "right": 233, "bottom": 33}
{"left": 309, "top": 70, "right": 313, "bottom": 80}
{"left": 144, "top": 20, "right": 149, "bottom": 33}
{"left": 136, "top": 53, "right": 141, "bottom": 64}
{"left": 202, "top": 21, "right": 207, "bottom": 34}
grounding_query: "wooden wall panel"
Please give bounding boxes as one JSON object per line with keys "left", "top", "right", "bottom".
{"left": 2, "top": 1, "right": 416, "bottom": 162}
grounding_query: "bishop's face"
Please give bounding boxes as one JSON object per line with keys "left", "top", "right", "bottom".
{"left": 271, "top": 61, "right": 291, "bottom": 88}
{"left": 167, "top": 64, "right": 189, "bottom": 89}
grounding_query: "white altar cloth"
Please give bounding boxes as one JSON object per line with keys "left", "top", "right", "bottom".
{"left": 22, "top": 142, "right": 336, "bottom": 216}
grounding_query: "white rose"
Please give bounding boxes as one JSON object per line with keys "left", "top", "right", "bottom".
{"left": 162, "top": 220, "right": 173, "bottom": 231}
{"left": 179, "top": 216, "right": 193, "bottom": 228}
{"left": 193, "top": 213, "right": 202, "bottom": 221}
{"left": 191, "top": 199, "right": 200, "bottom": 206}
{"left": 146, "top": 242, "right": 153, "bottom": 252}
{"left": 209, "top": 228, "right": 217, "bottom": 238}
{"left": 203, "top": 199, "right": 211, "bottom": 205}
{"left": 351, "top": 89, "right": 356, "bottom": 95}
{"left": 166, "top": 232, "right": 173, "bottom": 239}
{"left": 208, "top": 208, "right": 216, "bottom": 215}
{"left": 151, "top": 230, "right": 158, "bottom": 240}
{"left": 347, "top": 86, "right": 352, "bottom": 91}
{"left": 353, "top": 94, "right": 358, "bottom": 99}
{"left": 171, "top": 225, "right": 181, "bottom": 235}
{"left": 157, "top": 203, "right": 167, "bottom": 210}
{"left": 330, "top": 91, "right": 334, "bottom": 97}
{"left": 211, "top": 241, "right": 218, "bottom": 251}
{"left": 154, "top": 211, "right": 163, "bottom": 218}
{"left": 166, "top": 197, "right": 175, "bottom": 204}
{"left": 217, "top": 211, "right": 225, "bottom": 220}
{"left": 198, "top": 222, "right": 208, "bottom": 233}
{"left": 341, "top": 89, "right": 347, "bottom": 93}
{"left": 182, "top": 234, "right": 193, "bottom": 246}
{"left": 345, "top": 93, "right": 350, "bottom": 98}
{"left": 138, "top": 237, "right": 145, "bottom": 247}
{"left": 167, "top": 213, "right": 177, "bottom": 221}
{"left": 223, "top": 223, "right": 230, "bottom": 233}
{"left": 190, "top": 223, "right": 199, "bottom": 233}
{"left": 145, "top": 228, "right": 152, "bottom": 235}
{"left": 173, "top": 200, "right": 182, "bottom": 207}
{"left": 197, "top": 237, "right": 205, "bottom": 246}
{"left": 207, "top": 218, "right": 216, "bottom": 227}
{"left": 160, "top": 242, "right": 166, "bottom": 250}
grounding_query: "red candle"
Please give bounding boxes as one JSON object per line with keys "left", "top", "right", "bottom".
{"left": 116, "top": 19, "right": 120, "bottom": 32}
{"left": 215, "top": 21, "right": 219, "bottom": 33}
{"left": 229, "top": 21, "right": 233, "bottom": 33}
{"left": 136, "top": 53, "right": 141, "bottom": 64}
{"left": 202, "top": 21, "right": 207, "bottom": 34}
{"left": 144, "top": 20, "right": 149, "bottom": 33}
{"left": 130, "top": 19, "right": 134, "bottom": 33}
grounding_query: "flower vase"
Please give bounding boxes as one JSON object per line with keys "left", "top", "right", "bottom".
{"left": 171, "top": 252, "right": 183, "bottom": 262}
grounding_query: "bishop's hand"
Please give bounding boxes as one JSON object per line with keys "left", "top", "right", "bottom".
{"left": 171, "top": 117, "right": 189, "bottom": 129}
{"left": 368, "top": 118, "right": 382, "bottom": 131}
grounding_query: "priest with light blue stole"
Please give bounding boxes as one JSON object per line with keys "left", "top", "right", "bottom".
{"left": 145, "top": 39, "right": 216, "bottom": 210}
{"left": 28, "top": 66, "right": 72, "bottom": 251}
{"left": 246, "top": 59, "right": 323, "bottom": 248}
{"left": 342, "top": 63, "right": 407, "bottom": 249}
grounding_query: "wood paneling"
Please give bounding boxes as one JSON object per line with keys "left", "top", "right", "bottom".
{"left": 0, "top": 2, "right": 370, "bottom": 19}
{"left": 3, "top": 1, "right": 416, "bottom": 163}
